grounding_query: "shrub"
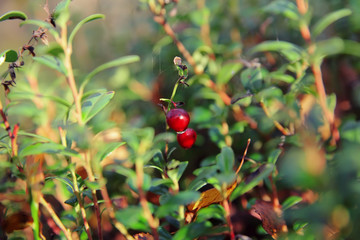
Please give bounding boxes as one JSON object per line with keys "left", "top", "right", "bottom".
{"left": 0, "top": 0, "right": 360, "bottom": 239}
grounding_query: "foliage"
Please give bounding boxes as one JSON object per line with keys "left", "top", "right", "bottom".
{"left": 0, "top": 0, "right": 359, "bottom": 239}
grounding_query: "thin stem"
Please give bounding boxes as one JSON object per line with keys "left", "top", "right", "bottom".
{"left": 260, "top": 101, "right": 291, "bottom": 136}
{"left": 0, "top": 99, "right": 19, "bottom": 158}
{"left": 84, "top": 152, "right": 103, "bottom": 240}
{"left": 30, "top": 195, "right": 40, "bottom": 240}
{"left": 296, "top": 0, "right": 340, "bottom": 145}
{"left": 222, "top": 190, "right": 235, "bottom": 240}
{"left": 236, "top": 138, "right": 251, "bottom": 175}
{"left": 99, "top": 185, "right": 134, "bottom": 239}
{"left": 70, "top": 169, "right": 93, "bottom": 240}
{"left": 60, "top": 24, "right": 83, "bottom": 125}
{"left": 135, "top": 159, "right": 159, "bottom": 240}
{"left": 40, "top": 196, "right": 73, "bottom": 240}
{"left": 269, "top": 176, "right": 280, "bottom": 210}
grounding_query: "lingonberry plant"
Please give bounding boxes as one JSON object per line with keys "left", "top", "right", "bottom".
{"left": 1, "top": 0, "right": 360, "bottom": 239}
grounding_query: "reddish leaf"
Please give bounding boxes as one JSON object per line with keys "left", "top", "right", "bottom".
{"left": 2, "top": 211, "right": 33, "bottom": 233}
{"left": 250, "top": 200, "right": 288, "bottom": 239}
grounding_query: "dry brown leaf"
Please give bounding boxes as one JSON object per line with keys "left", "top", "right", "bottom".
{"left": 1, "top": 211, "right": 33, "bottom": 233}
{"left": 185, "top": 181, "right": 238, "bottom": 223}
{"left": 250, "top": 200, "right": 288, "bottom": 239}
{"left": 185, "top": 139, "right": 251, "bottom": 223}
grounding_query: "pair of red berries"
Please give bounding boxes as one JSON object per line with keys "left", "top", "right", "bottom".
{"left": 166, "top": 108, "right": 197, "bottom": 149}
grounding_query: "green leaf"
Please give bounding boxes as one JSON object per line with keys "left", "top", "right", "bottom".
{"left": 313, "top": 37, "right": 344, "bottom": 61}
{"left": 20, "top": 142, "right": 80, "bottom": 158}
{"left": 216, "top": 62, "right": 242, "bottom": 85}
{"left": 0, "top": 11, "right": 27, "bottom": 22}
{"left": 8, "top": 91, "right": 71, "bottom": 108}
{"left": 249, "top": 41, "right": 303, "bottom": 62}
{"left": 263, "top": 0, "right": 299, "bottom": 21}
{"left": 115, "top": 206, "right": 149, "bottom": 231}
{"left": 33, "top": 55, "right": 67, "bottom": 75}
{"left": 17, "top": 131, "right": 53, "bottom": 142}
{"left": 97, "top": 142, "right": 126, "bottom": 161}
{"left": 282, "top": 196, "right": 303, "bottom": 211}
{"left": 0, "top": 49, "right": 18, "bottom": 64}
{"left": 43, "top": 42, "right": 64, "bottom": 57}
{"left": 80, "top": 55, "right": 140, "bottom": 92}
{"left": 269, "top": 72, "right": 295, "bottom": 83}
{"left": 68, "top": 14, "right": 105, "bottom": 46}
{"left": 173, "top": 222, "right": 212, "bottom": 240}
{"left": 312, "top": 9, "right": 352, "bottom": 38}
{"left": 167, "top": 160, "right": 188, "bottom": 182}
{"left": 156, "top": 191, "right": 200, "bottom": 218}
{"left": 20, "top": 19, "right": 59, "bottom": 39}
{"left": 64, "top": 196, "right": 78, "bottom": 206}
{"left": 196, "top": 204, "right": 226, "bottom": 223}
{"left": 342, "top": 40, "right": 360, "bottom": 58}
{"left": 81, "top": 91, "right": 115, "bottom": 123}
{"left": 240, "top": 67, "right": 265, "bottom": 92}
{"left": 45, "top": 176, "right": 74, "bottom": 193}
{"left": 268, "top": 149, "right": 282, "bottom": 164}
{"left": 230, "top": 163, "right": 274, "bottom": 200}
{"left": 84, "top": 181, "right": 100, "bottom": 190}
{"left": 53, "top": 0, "right": 72, "bottom": 19}
{"left": 216, "top": 146, "right": 235, "bottom": 173}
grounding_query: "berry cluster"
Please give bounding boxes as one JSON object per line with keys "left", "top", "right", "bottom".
{"left": 166, "top": 108, "right": 197, "bottom": 149}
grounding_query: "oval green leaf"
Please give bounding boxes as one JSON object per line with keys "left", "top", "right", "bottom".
{"left": 20, "top": 142, "right": 80, "bottom": 158}
{"left": 33, "top": 55, "right": 68, "bottom": 75}
{"left": 249, "top": 41, "right": 304, "bottom": 62}
{"left": 230, "top": 163, "right": 274, "bottom": 201}
{"left": 0, "top": 11, "right": 27, "bottom": 22}
{"left": 216, "top": 62, "right": 242, "bottom": 85}
{"left": 0, "top": 49, "right": 18, "bottom": 65}
{"left": 68, "top": 13, "right": 105, "bottom": 46}
{"left": 312, "top": 9, "right": 352, "bottom": 38}
{"left": 80, "top": 55, "right": 140, "bottom": 93}
{"left": 81, "top": 91, "right": 115, "bottom": 123}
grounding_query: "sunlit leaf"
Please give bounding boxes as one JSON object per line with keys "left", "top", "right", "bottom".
{"left": 81, "top": 91, "right": 115, "bottom": 123}
{"left": 20, "top": 142, "right": 80, "bottom": 158}
{"left": 0, "top": 49, "right": 18, "bottom": 64}
{"left": 68, "top": 14, "right": 105, "bottom": 46}
{"left": 282, "top": 196, "right": 303, "bottom": 211}
{"left": 167, "top": 160, "right": 188, "bottom": 182}
{"left": 0, "top": 11, "right": 27, "bottom": 22}
{"left": 33, "top": 55, "right": 67, "bottom": 75}
{"left": 97, "top": 142, "right": 126, "bottom": 161}
{"left": 116, "top": 206, "right": 150, "bottom": 231}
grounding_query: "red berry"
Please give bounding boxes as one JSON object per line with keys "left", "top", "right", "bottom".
{"left": 166, "top": 108, "right": 190, "bottom": 132}
{"left": 177, "top": 128, "right": 197, "bottom": 149}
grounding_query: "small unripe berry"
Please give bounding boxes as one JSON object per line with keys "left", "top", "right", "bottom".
{"left": 166, "top": 108, "right": 190, "bottom": 132}
{"left": 177, "top": 128, "right": 197, "bottom": 149}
